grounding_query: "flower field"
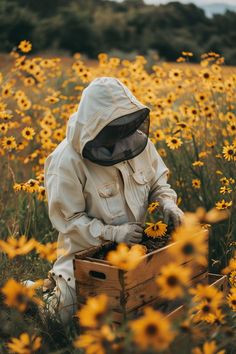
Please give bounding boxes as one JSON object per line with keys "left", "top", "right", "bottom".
{"left": 0, "top": 42, "right": 235, "bottom": 353}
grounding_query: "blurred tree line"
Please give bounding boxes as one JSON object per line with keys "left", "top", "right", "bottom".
{"left": 0, "top": 0, "right": 236, "bottom": 64}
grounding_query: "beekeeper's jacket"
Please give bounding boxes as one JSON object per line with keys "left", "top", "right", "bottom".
{"left": 44, "top": 77, "right": 177, "bottom": 290}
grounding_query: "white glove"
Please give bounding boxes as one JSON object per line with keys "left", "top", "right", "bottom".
{"left": 162, "top": 199, "right": 184, "bottom": 228}
{"left": 102, "top": 222, "right": 144, "bottom": 245}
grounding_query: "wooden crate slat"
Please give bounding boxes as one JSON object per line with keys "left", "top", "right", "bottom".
{"left": 123, "top": 230, "right": 208, "bottom": 289}
{"left": 124, "top": 261, "right": 207, "bottom": 312}
{"left": 74, "top": 258, "right": 122, "bottom": 290}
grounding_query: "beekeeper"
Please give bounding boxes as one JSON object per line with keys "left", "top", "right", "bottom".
{"left": 44, "top": 76, "right": 183, "bottom": 324}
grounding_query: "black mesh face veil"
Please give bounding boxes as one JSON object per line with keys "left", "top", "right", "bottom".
{"left": 82, "top": 108, "right": 150, "bottom": 166}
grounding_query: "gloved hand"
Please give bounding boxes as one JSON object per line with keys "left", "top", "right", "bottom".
{"left": 162, "top": 199, "right": 184, "bottom": 228}
{"left": 102, "top": 222, "right": 144, "bottom": 245}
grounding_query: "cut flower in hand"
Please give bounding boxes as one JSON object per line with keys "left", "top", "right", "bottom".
{"left": 144, "top": 221, "right": 167, "bottom": 238}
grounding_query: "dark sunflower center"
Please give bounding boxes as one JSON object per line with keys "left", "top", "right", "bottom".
{"left": 182, "top": 242, "right": 194, "bottom": 255}
{"left": 228, "top": 150, "right": 233, "bottom": 155}
{"left": 232, "top": 300, "right": 236, "bottom": 305}
{"left": 145, "top": 323, "right": 158, "bottom": 336}
{"left": 167, "top": 275, "right": 178, "bottom": 286}
{"left": 153, "top": 225, "right": 160, "bottom": 231}
{"left": 16, "top": 293, "right": 27, "bottom": 304}
{"left": 95, "top": 311, "right": 103, "bottom": 322}
{"left": 204, "top": 73, "right": 210, "bottom": 79}
{"left": 202, "top": 304, "right": 210, "bottom": 313}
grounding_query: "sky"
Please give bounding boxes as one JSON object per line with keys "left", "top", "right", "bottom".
{"left": 124, "top": 0, "right": 236, "bottom": 5}
{"left": 144, "top": 0, "right": 236, "bottom": 4}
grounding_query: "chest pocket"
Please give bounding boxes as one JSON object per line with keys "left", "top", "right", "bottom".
{"left": 131, "top": 168, "right": 154, "bottom": 207}
{"left": 97, "top": 181, "right": 124, "bottom": 218}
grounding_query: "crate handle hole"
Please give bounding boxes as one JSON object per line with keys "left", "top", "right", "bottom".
{"left": 89, "top": 270, "right": 106, "bottom": 280}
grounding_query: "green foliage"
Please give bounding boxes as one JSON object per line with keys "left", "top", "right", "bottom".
{"left": 0, "top": 0, "right": 236, "bottom": 63}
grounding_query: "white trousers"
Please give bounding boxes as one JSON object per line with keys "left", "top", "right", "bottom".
{"left": 43, "top": 275, "right": 77, "bottom": 325}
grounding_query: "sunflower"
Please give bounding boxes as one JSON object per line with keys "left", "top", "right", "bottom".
{"left": 229, "top": 270, "right": 236, "bottom": 287}
{"left": 155, "top": 263, "right": 191, "bottom": 299}
{"left": 222, "top": 144, "right": 236, "bottom": 161}
{"left": 0, "top": 123, "right": 8, "bottom": 134}
{"left": 7, "top": 333, "right": 42, "bottom": 354}
{"left": 21, "top": 127, "right": 35, "bottom": 140}
{"left": 18, "top": 40, "right": 32, "bottom": 53}
{"left": 0, "top": 235, "right": 36, "bottom": 258}
{"left": 45, "top": 96, "right": 60, "bottom": 104}
{"left": 147, "top": 201, "right": 160, "bottom": 214}
{"left": 215, "top": 199, "right": 232, "bottom": 210}
{"left": 73, "top": 325, "right": 115, "bottom": 352}
{"left": 192, "top": 300, "right": 219, "bottom": 323}
{"left": 17, "top": 97, "right": 31, "bottom": 111}
{"left": 169, "top": 68, "right": 182, "bottom": 81}
{"left": 222, "top": 254, "right": 236, "bottom": 274}
{"left": 153, "top": 129, "right": 165, "bottom": 141}
{"left": 129, "top": 307, "right": 175, "bottom": 351}
{"left": 24, "top": 77, "right": 35, "bottom": 87}
{"left": 1, "top": 136, "right": 17, "bottom": 150}
{"left": 205, "top": 308, "right": 226, "bottom": 325}
{"left": 182, "top": 51, "right": 193, "bottom": 56}
{"left": 144, "top": 221, "right": 167, "bottom": 238}
{"left": 220, "top": 177, "right": 230, "bottom": 186}
{"left": 53, "top": 128, "right": 65, "bottom": 141}
{"left": 2, "top": 84, "right": 12, "bottom": 98}
{"left": 166, "top": 136, "right": 183, "bottom": 150}
{"left": 39, "top": 127, "right": 52, "bottom": 138}
{"left": 176, "top": 121, "right": 189, "bottom": 131}
{"left": 37, "top": 186, "right": 46, "bottom": 201}
{"left": 192, "top": 340, "right": 225, "bottom": 354}
{"left": 189, "top": 283, "right": 223, "bottom": 307}
{"left": 16, "top": 141, "right": 27, "bottom": 151}
{"left": 13, "top": 183, "right": 25, "bottom": 192}
{"left": 75, "top": 294, "right": 108, "bottom": 328}
{"left": 36, "top": 173, "right": 44, "bottom": 183}
{"left": 1, "top": 278, "right": 43, "bottom": 311}
{"left": 220, "top": 186, "right": 232, "bottom": 194}
{"left": 169, "top": 221, "right": 208, "bottom": 266}
{"left": 200, "top": 69, "right": 212, "bottom": 81}
{"left": 24, "top": 179, "right": 39, "bottom": 193}
{"left": 227, "top": 288, "right": 236, "bottom": 311}
{"left": 227, "top": 122, "right": 236, "bottom": 135}
{"left": 35, "top": 241, "right": 58, "bottom": 262}
{"left": 195, "top": 92, "right": 208, "bottom": 104}
{"left": 192, "top": 160, "right": 204, "bottom": 167}
{"left": 106, "top": 243, "right": 145, "bottom": 270}
{"left": 192, "top": 179, "right": 201, "bottom": 189}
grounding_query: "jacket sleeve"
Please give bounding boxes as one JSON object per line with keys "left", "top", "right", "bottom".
{"left": 44, "top": 172, "right": 105, "bottom": 249}
{"left": 148, "top": 140, "right": 178, "bottom": 208}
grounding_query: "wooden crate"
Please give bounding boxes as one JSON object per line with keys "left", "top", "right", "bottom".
{"left": 73, "top": 231, "right": 209, "bottom": 322}
{"left": 165, "top": 272, "right": 228, "bottom": 321}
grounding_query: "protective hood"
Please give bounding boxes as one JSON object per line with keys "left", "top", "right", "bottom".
{"left": 66, "top": 77, "right": 150, "bottom": 165}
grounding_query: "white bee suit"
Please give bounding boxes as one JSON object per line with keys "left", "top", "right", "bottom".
{"left": 44, "top": 77, "right": 181, "bottom": 323}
